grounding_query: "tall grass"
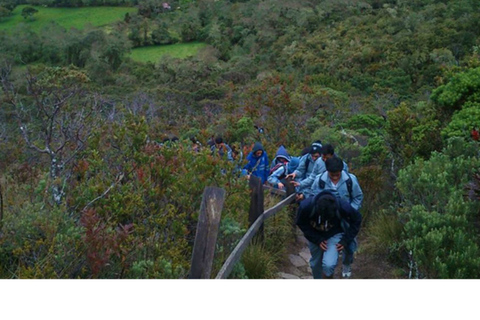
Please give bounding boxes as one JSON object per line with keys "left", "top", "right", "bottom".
{"left": 240, "top": 192, "right": 296, "bottom": 279}
{"left": 0, "top": 5, "right": 135, "bottom": 32}
{"left": 129, "top": 42, "right": 208, "bottom": 62}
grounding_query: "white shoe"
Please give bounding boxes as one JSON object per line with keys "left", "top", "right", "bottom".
{"left": 342, "top": 265, "right": 351, "bottom": 278}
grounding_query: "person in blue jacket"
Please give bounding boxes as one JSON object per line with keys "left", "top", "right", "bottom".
{"left": 268, "top": 155, "right": 300, "bottom": 189}
{"left": 292, "top": 143, "right": 350, "bottom": 197}
{"left": 286, "top": 141, "right": 322, "bottom": 184}
{"left": 302, "top": 156, "right": 363, "bottom": 210}
{"left": 242, "top": 141, "right": 269, "bottom": 184}
{"left": 296, "top": 190, "right": 362, "bottom": 279}
{"left": 267, "top": 145, "right": 291, "bottom": 189}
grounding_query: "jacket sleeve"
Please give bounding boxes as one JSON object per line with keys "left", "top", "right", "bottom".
{"left": 267, "top": 166, "right": 286, "bottom": 187}
{"left": 293, "top": 155, "right": 307, "bottom": 179}
{"left": 301, "top": 173, "right": 323, "bottom": 199}
{"left": 295, "top": 197, "right": 325, "bottom": 245}
{"left": 243, "top": 154, "right": 254, "bottom": 172}
{"left": 350, "top": 174, "right": 364, "bottom": 211}
{"left": 298, "top": 160, "right": 324, "bottom": 190}
{"left": 338, "top": 200, "right": 362, "bottom": 247}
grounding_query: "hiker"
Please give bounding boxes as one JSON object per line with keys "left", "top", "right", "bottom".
{"left": 296, "top": 190, "right": 362, "bottom": 279}
{"left": 286, "top": 141, "right": 322, "bottom": 181}
{"left": 190, "top": 136, "right": 202, "bottom": 152}
{"left": 292, "top": 143, "right": 350, "bottom": 196}
{"left": 212, "top": 136, "right": 234, "bottom": 161}
{"left": 300, "top": 156, "right": 363, "bottom": 210}
{"left": 267, "top": 145, "right": 292, "bottom": 189}
{"left": 268, "top": 153, "right": 301, "bottom": 189}
{"left": 286, "top": 140, "right": 322, "bottom": 196}
{"left": 320, "top": 144, "right": 349, "bottom": 173}
{"left": 207, "top": 135, "right": 215, "bottom": 151}
{"left": 160, "top": 135, "right": 179, "bottom": 147}
{"left": 242, "top": 141, "right": 269, "bottom": 184}
{"left": 231, "top": 142, "right": 244, "bottom": 173}
{"left": 231, "top": 143, "right": 243, "bottom": 162}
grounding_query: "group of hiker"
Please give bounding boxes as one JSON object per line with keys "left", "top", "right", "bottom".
{"left": 206, "top": 135, "right": 364, "bottom": 279}
{"left": 160, "top": 132, "right": 363, "bottom": 279}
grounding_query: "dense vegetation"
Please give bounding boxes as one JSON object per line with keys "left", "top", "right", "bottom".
{"left": 0, "top": 0, "right": 479, "bottom": 278}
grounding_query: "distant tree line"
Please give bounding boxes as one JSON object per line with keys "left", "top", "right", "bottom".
{"left": 1, "top": 0, "right": 138, "bottom": 8}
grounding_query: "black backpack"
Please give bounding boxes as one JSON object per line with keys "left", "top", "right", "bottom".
{"left": 318, "top": 172, "right": 353, "bottom": 202}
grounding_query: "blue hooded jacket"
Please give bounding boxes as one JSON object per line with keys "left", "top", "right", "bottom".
{"left": 242, "top": 142, "right": 269, "bottom": 183}
{"left": 287, "top": 156, "right": 300, "bottom": 174}
{"left": 267, "top": 146, "right": 291, "bottom": 187}
{"left": 271, "top": 145, "right": 290, "bottom": 166}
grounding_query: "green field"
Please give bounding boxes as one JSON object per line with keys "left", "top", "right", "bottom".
{"left": 129, "top": 42, "right": 208, "bottom": 63}
{"left": 0, "top": 5, "right": 136, "bottom": 32}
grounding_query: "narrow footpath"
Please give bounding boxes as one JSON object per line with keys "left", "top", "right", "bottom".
{"left": 277, "top": 228, "right": 401, "bottom": 279}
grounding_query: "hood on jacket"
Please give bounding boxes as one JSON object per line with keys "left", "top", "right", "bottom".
{"left": 273, "top": 145, "right": 290, "bottom": 163}
{"left": 252, "top": 142, "right": 264, "bottom": 154}
{"left": 287, "top": 156, "right": 300, "bottom": 173}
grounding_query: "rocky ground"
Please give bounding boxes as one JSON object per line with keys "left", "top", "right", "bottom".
{"left": 277, "top": 228, "right": 402, "bottom": 279}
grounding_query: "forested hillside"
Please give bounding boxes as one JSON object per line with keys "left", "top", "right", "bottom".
{"left": 0, "top": 0, "right": 479, "bottom": 279}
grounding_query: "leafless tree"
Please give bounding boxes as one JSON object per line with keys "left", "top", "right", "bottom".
{"left": 1, "top": 64, "right": 100, "bottom": 205}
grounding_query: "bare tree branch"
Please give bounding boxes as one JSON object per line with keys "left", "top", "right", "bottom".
{"left": 81, "top": 174, "right": 124, "bottom": 213}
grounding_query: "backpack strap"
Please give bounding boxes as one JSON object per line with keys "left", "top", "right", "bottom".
{"left": 318, "top": 171, "right": 327, "bottom": 189}
{"left": 345, "top": 173, "right": 353, "bottom": 203}
{"left": 250, "top": 156, "right": 262, "bottom": 174}
{"left": 318, "top": 171, "right": 353, "bottom": 203}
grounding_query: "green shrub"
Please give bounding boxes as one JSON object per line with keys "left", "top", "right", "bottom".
{"left": 0, "top": 203, "right": 85, "bottom": 278}
{"left": 441, "top": 102, "right": 480, "bottom": 140}
{"left": 403, "top": 205, "right": 480, "bottom": 278}
{"left": 395, "top": 141, "right": 480, "bottom": 278}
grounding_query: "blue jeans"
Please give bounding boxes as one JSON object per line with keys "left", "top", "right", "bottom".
{"left": 307, "top": 233, "right": 357, "bottom": 279}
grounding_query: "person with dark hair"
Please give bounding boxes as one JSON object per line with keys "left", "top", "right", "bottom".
{"left": 305, "top": 156, "right": 363, "bottom": 210}
{"left": 296, "top": 190, "right": 362, "bottom": 279}
{"left": 320, "top": 144, "right": 349, "bottom": 173}
{"left": 289, "top": 140, "right": 328, "bottom": 198}
{"left": 297, "top": 156, "right": 363, "bottom": 278}
{"left": 300, "top": 145, "right": 311, "bottom": 156}
{"left": 242, "top": 141, "right": 269, "bottom": 184}
{"left": 286, "top": 141, "right": 322, "bottom": 192}
{"left": 212, "top": 136, "right": 233, "bottom": 161}
{"left": 190, "top": 136, "right": 202, "bottom": 152}
{"left": 160, "top": 135, "right": 179, "bottom": 147}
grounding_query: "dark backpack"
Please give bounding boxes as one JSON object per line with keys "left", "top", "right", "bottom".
{"left": 269, "top": 163, "right": 287, "bottom": 178}
{"left": 318, "top": 172, "right": 353, "bottom": 202}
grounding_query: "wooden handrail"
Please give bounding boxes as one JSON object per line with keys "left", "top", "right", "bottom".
{"left": 263, "top": 185, "right": 287, "bottom": 196}
{"left": 215, "top": 211, "right": 266, "bottom": 279}
{"left": 215, "top": 189, "right": 296, "bottom": 279}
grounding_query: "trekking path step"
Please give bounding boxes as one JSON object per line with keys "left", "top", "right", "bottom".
{"left": 277, "top": 227, "right": 401, "bottom": 279}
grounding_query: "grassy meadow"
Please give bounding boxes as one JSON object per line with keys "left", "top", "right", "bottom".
{"left": 0, "top": 5, "right": 136, "bottom": 32}
{"left": 129, "top": 42, "right": 208, "bottom": 62}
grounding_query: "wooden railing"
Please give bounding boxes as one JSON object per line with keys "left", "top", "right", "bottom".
{"left": 188, "top": 176, "right": 296, "bottom": 279}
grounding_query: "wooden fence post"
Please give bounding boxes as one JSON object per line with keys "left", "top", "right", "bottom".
{"left": 285, "top": 177, "right": 296, "bottom": 197}
{"left": 189, "top": 186, "right": 226, "bottom": 279}
{"left": 285, "top": 177, "right": 297, "bottom": 238}
{"left": 248, "top": 175, "right": 264, "bottom": 242}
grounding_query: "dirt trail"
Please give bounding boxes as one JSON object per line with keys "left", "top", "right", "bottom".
{"left": 277, "top": 227, "right": 401, "bottom": 279}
